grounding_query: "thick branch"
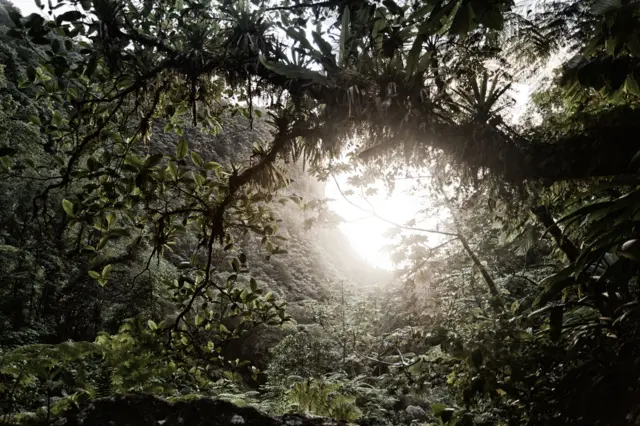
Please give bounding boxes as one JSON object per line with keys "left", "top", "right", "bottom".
{"left": 363, "top": 107, "right": 640, "bottom": 185}
{"left": 436, "top": 178, "right": 502, "bottom": 306}
{"left": 532, "top": 205, "right": 580, "bottom": 263}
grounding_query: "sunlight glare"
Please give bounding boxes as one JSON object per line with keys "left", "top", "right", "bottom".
{"left": 325, "top": 177, "right": 436, "bottom": 270}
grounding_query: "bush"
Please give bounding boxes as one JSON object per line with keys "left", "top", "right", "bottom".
{"left": 265, "top": 330, "right": 340, "bottom": 384}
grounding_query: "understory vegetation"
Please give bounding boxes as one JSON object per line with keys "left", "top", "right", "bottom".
{"left": 1, "top": 0, "right": 640, "bottom": 424}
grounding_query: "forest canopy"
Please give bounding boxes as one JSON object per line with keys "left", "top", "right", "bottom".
{"left": 1, "top": 0, "right": 640, "bottom": 425}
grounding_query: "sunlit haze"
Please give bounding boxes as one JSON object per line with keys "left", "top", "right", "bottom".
{"left": 325, "top": 177, "right": 439, "bottom": 270}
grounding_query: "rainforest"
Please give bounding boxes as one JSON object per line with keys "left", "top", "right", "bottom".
{"left": 1, "top": 0, "right": 640, "bottom": 425}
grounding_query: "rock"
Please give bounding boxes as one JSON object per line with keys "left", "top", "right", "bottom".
{"left": 50, "top": 393, "right": 352, "bottom": 426}
{"left": 405, "top": 405, "right": 427, "bottom": 420}
{"left": 393, "top": 394, "right": 430, "bottom": 411}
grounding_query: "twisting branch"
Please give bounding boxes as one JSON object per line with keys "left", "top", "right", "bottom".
{"left": 404, "top": 238, "right": 458, "bottom": 278}
{"left": 34, "top": 96, "right": 126, "bottom": 213}
{"left": 435, "top": 177, "right": 503, "bottom": 308}
{"left": 168, "top": 227, "right": 217, "bottom": 341}
{"left": 165, "top": 124, "right": 322, "bottom": 342}
{"left": 331, "top": 174, "right": 459, "bottom": 237}
{"left": 210, "top": 125, "right": 323, "bottom": 243}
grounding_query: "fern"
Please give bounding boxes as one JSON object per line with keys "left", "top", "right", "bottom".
{"left": 94, "top": 366, "right": 113, "bottom": 399}
{"left": 286, "top": 378, "right": 363, "bottom": 422}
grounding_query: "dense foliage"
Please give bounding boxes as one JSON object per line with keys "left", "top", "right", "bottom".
{"left": 1, "top": 0, "right": 640, "bottom": 425}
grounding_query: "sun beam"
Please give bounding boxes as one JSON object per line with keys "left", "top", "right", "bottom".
{"left": 325, "top": 175, "right": 443, "bottom": 270}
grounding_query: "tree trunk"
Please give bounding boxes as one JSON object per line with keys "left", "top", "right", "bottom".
{"left": 531, "top": 206, "right": 580, "bottom": 263}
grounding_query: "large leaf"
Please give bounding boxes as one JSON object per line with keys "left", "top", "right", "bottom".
{"left": 286, "top": 27, "right": 315, "bottom": 52}
{"left": 535, "top": 265, "right": 578, "bottom": 306}
{"left": 259, "top": 56, "right": 331, "bottom": 86}
{"left": 406, "top": 34, "right": 425, "bottom": 75}
{"left": 312, "top": 31, "right": 333, "bottom": 59}
{"left": 449, "top": 2, "right": 475, "bottom": 36}
{"left": 176, "top": 138, "right": 188, "bottom": 159}
{"left": 62, "top": 199, "right": 75, "bottom": 217}
{"left": 338, "top": 7, "right": 350, "bottom": 66}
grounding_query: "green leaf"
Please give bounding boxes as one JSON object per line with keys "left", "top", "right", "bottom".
{"left": 176, "top": 138, "right": 188, "bottom": 159}
{"left": 372, "top": 12, "right": 387, "bottom": 50}
{"left": 96, "top": 236, "right": 108, "bottom": 251}
{"left": 0, "top": 156, "right": 11, "bottom": 170}
{"left": 106, "top": 213, "right": 116, "bottom": 227}
{"left": 62, "top": 199, "right": 75, "bottom": 217}
{"left": 250, "top": 277, "right": 258, "bottom": 292}
{"left": 190, "top": 151, "right": 204, "bottom": 167}
{"left": 220, "top": 324, "right": 229, "bottom": 334}
{"left": 145, "top": 153, "right": 164, "bottom": 168}
{"left": 409, "top": 3, "right": 435, "bottom": 22}
{"left": 86, "top": 156, "right": 100, "bottom": 171}
{"left": 101, "top": 264, "right": 112, "bottom": 277}
{"left": 167, "top": 162, "right": 178, "bottom": 179}
{"left": 625, "top": 73, "right": 640, "bottom": 97}
{"left": 195, "top": 315, "right": 203, "bottom": 326}
{"left": 51, "top": 110, "right": 63, "bottom": 127}
{"left": 24, "top": 158, "right": 36, "bottom": 169}
{"left": 534, "top": 265, "right": 577, "bottom": 306}
{"left": 206, "top": 161, "right": 222, "bottom": 171}
{"left": 312, "top": 31, "right": 333, "bottom": 58}
{"left": 147, "top": 320, "right": 158, "bottom": 330}
{"left": 88, "top": 270, "right": 101, "bottom": 279}
{"left": 231, "top": 258, "right": 240, "bottom": 272}
{"left": 431, "top": 403, "right": 447, "bottom": 417}
{"left": 85, "top": 55, "right": 98, "bottom": 78}
{"left": 286, "top": 27, "right": 314, "bottom": 52}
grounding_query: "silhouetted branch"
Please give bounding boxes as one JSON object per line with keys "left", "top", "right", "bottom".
{"left": 331, "top": 174, "right": 459, "bottom": 237}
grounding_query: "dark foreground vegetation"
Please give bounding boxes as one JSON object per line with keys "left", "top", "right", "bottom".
{"left": 1, "top": 0, "right": 640, "bottom": 424}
